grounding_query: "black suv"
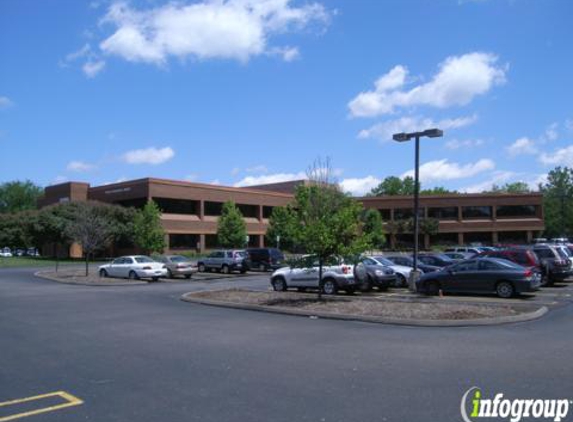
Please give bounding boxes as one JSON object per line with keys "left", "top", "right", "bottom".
{"left": 531, "top": 244, "right": 573, "bottom": 285}
{"left": 245, "top": 248, "right": 285, "bottom": 272}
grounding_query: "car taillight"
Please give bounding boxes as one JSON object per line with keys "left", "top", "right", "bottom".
{"left": 176, "top": 263, "right": 186, "bottom": 268}
{"left": 524, "top": 269, "right": 532, "bottom": 278}
{"left": 142, "top": 266, "right": 152, "bottom": 270}
{"left": 556, "top": 259, "right": 568, "bottom": 266}
{"left": 342, "top": 266, "right": 351, "bottom": 274}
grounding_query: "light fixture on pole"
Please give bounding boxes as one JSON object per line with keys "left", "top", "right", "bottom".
{"left": 392, "top": 128, "right": 444, "bottom": 292}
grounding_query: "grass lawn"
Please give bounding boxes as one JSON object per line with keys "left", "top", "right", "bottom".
{"left": 0, "top": 257, "right": 101, "bottom": 268}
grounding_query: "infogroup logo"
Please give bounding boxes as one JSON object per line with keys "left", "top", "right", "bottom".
{"left": 461, "top": 387, "right": 571, "bottom": 422}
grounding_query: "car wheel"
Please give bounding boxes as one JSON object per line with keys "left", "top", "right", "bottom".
{"left": 198, "top": 263, "right": 206, "bottom": 272}
{"left": 395, "top": 274, "right": 407, "bottom": 288}
{"left": 425, "top": 280, "right": 440, "bottom": 296}
{"left": 322, "top": 279, "right": 338, "bottom": 295}
{"left": 496, "top": 281, "right": 515, "bottom": 298}
{"left": 259, "top": 263, "right": 266, "bottom": 272}
{"left": 221, "top": 265, "right": 230, "bottom": 274}
{"left": 272, "top": 277, "right": 287, "bottom": 292}
{"left": 184, "top": 274, "right": 192, "bottom": 279}
{"left": 99, "top": 269, "right": 108, "bottom": 278}
{"left": 151, "top": 277, "right": 159, "bottom": 282}
{"left": 128, "top": 271, "right": 139, "bottom": 280}
{"left": 359, "top": 276, "right": 373, "bottom": 292}
{"left": 167, "top": 269, "right": 174, "bottom": 279}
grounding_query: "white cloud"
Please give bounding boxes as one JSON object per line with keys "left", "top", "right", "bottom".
{"left": 506, "top": 137, "right": 537, "bottom": 156}
{"left": 246, "top": 165, "right": 269, "bottom": 173}
{"left": 339, "top": 176, "right": 381, "bottom": 196}
{"left": 358, "top": 114, "right": 477, "bottom": 142}
{"left": 461, "top": 170, "right": 515, "bottom": 193}
{"left": 52, "top": 175, "right": 68, "bottom": 184}
{"left": 566, "top": 119, "right": 573, "bottom": 132}
{"left": 99, "top": 0, "right": 330, "bottom": 66}
{"left": 0, "top": 96, "right": 14, "bottom": 109}
{"left": 184, "top": 174, "right": 198, "bottom": 182}
{"left": 234, "top": 172, "right": 306, "bottom": 187}
{"left": 348, "top": 52, "right": 507, "bottom": 118}
{"left": 445, "top": 138, "right": 484, "bottom": 150}
{"left": 402, "top": 158, "right": 495, "bottom": 182}
{"left": 543, "top": 122, "right": 559, "bottom": 142}
{"left": 540, "top": 145, "right": 573, "bottom": 167}
{"left": 122, "top": 146, "right": 175, "bottom": 165}
{"left": 268, "top": 46, "right": 300, "bottom": 62}
{"left": 67, "top": 160, "right": 97, "bottom": 172}
{"left": 82, "top": 60, "right": 106, "bottom": 78}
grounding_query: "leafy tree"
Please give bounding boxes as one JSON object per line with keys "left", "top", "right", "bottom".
{"left": 0, "top": 180, "right": 42, "bottom": 213}
{"left": 291, "top": 159, "right": 369, "bottom": 298}
{"left": 65, "top": 202, "right": 115, "bottom": 276}
{"left": 361, "top": 208, "right": 386, "bottom": 251}
{"left": 419, "top": 217, "right": 439, "bottom": 238}
{"left": 488, "top": 182, "right": 531, "bottom": 193}
{"left": 217, "top": 201, "right": 247, "bottom": 248}
{"left": 265, "top": 206, "right": 297, "bottom": 251}
{"left": 0, "top": 211, "right": 37, "bottom": 249}
{"left": 420, "top": 186, "right": 456, "bottom": 195}
{"left": 369, "top": 176, "right": 416, "bottom": 196}
{"left": 133, "top": 200, "right": 166, "bottom": 255}
{"left": 31, "top": 204, "right": 74, "bottom": 271}
{"left": 540, "top": 167, "right": 573, "bottom": 238}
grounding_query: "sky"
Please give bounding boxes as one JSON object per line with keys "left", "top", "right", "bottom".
{"left": 1, "top": 0, "right": 572, "bottom": 196}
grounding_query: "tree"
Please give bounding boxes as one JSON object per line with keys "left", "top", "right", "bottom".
{"left": 540, "top": 167, "right": 573, "bottom": 238}
{"left": 369, "top": 176, "right": 416, "bottom": 196}
{"left": 420, "top": 186, "right": 457, "bottom": 195}
{"left": 0, "top": 211, "right": 37, "bottom": 249}
{"left": 291, "top": 159, "right": 369, "bottom": 298}
{"left": 361, "top": 208, "right": 386, "bottom": 251}
{"left": 488, "top": 182, "right": 531, "bottom": 193}
{"left": 0, "top": 180, "right": 42, "bottom": 213}
{"left": 66, "top": 202, "right": 115, "bottom": 276}
{"left": 133, "top": 200, "right": 166, "bottom": 255}
{"left": 217, "top": 201, "right": 247, "bottom": 248}
{"left": 265, "top": 206, "right": 297, "bottom": 251}
{"left": 31, "top": 204, "right": 74, "bottom": 271}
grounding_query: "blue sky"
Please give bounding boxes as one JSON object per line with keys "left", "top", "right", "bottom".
{"left": 1, "top": 0, "right": 572, "bottom": 195}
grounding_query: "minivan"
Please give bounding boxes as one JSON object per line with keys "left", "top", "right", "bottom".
{"left": 245, "top": 248, "right": 285, "bottom": 272}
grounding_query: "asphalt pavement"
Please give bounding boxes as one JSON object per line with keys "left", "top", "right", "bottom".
{"left": 1, "top": 267, "right": 573, "bottom": 422}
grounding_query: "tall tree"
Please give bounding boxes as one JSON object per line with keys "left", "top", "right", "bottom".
{"left": 540, "top": 167, "right": 573, "bottom": 238}
{"left": 66, "top": 202, "right": 115, "bottom": 276}
{"left": 217, "top": 201, "right": 247, "bottom": 248}
{"left": 133, "top": 200, "right": 166, "bottom": 255}
{"left": 0, "top": 180, "right": 42, "bottom": 213}
{"left": 369, "top": 176, "right": 416, "bottom": 196}
{"left": 488, "top": 182, "right": 531, "bottom": 193}
{"left": 292, "top": 159, "right": 369, "bottom": 298}
{"left": 420, "top": 186, "right": 456, "bottom": 195}
{"left": 265, "top": 205, "right": 297, "bottom": 251}
{"left": 361, "top": 208, "right": 386, "bottom": 251}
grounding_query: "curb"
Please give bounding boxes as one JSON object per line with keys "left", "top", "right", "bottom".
{"left": 180, "top": 292, "right": 548, "bottom": 327}
{"left": 34, "top": 271, "right": 148, "bottom": 286}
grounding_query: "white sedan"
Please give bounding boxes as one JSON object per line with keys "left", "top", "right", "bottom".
{"left": 98, "top": 255, "right": 168, "bottom": 281}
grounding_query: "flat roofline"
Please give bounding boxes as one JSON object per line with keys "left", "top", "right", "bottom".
{"left": 357, "top": 192, "right": 543, "bottom": 201}
{"left": 87, "top": 177, "right": 295, "bottom": 198}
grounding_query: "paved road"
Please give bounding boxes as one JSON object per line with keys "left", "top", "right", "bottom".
{"left": 1, "top": 268, "right": 573, "bottom": 422}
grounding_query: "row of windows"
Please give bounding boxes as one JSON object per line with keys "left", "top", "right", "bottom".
{"left": 378, "top": 205, "right": 539, "bottom": 220}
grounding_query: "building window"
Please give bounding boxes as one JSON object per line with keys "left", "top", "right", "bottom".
{"left": 462, "top": 206, "right": 492, "bottom": 219}
{"left": 378, "top": 209, "right": 391, "bottom": 220}
{"left": 153, "top": 197, "right": 198, "bottom": 215}
{"left": 116, "top": 198, "right": 147, "bottom": 209}
{"left": 496, "top": 205, "right": 537, "bottom": 218}
{"left": 428, "top": 206, "right": 458, "bottom": 220}
{"left": 394, "top": 208, "right": 413, "bottom": 220}
{"left": 169, "top": 234, "right": 200, "bottom": 250}
{"left": 263, "top": 206, "right": 274, "bottom": 219}
{"left": 237, "top": 204, "right": 258, "bottom": 218}
{"left": 204, "top": 201, "right": 223, "bottom": 216}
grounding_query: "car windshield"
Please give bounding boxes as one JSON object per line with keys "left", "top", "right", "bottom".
{"left": 491, "top": 259, "right": 523, "bottom": 270}
{"left": 234, "top": 251, "right": 246, "bottom": 258}
{"left": 170, "top": 256, "right": 189, "bottom": 263}
{"left": 436, "top": 254, "right": 454, "bottom": 262}
{"left": 555, "top": 247, "right": 569, "bottom": 259}
{"left": 135, "top": 256, "right": 154, "bottom": 263}
{"left": 373, "top": 256, "right": 394, "bottom": 266}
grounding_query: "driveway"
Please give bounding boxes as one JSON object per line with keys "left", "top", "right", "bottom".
{"left": 1, "top": 267, "right": 573, "bottom": 422}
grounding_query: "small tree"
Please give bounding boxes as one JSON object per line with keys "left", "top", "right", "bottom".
{"left": 265, "top": 206, "right": 297, "bottom": 251}
{"left": 361, "top": 208, "right": 386, "bottom": 251}
{"left": 0, "top": 180, "right": 42, "bottom": 214}
{"left": 133, "top": 200, "right": 166, "bottom": 255}
{"left": 292, "top": 158, "right": 370, "bottom": 299}
{"left": 66, "top": 202, "right": 114, "bottom": 276}
{"left": 217, "top": 201, "right": 247, "bottom": 248}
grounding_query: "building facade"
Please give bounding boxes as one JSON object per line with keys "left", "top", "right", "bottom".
{"left": 39, "top": 178, "right": 544, "bottom": 255}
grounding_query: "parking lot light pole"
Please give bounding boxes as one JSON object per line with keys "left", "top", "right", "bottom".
{"left": 392, "top": 128, "right": 444, "bottom": 292}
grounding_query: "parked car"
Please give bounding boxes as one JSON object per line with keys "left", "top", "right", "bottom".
{"left": 442, "top": 251, "right": 475, "bottom": 262}
{"left": 530, "top": 244, "right": 572, "bottom": 285}
{"left": 371, "top": 255, "right": 413, "bottom": 288}
{"left": 270, "top": 255, "right": 358, "bottom": 295}
{"left": 0, "top": 247, "right": 13, "bottom": 257}
{"left": 417, "top": 253, "right": 456, "bottom": 268}
{"left": 445, "top": 246, "right": 483, "bottom": 255}
{"left": 26, "top": 247, "right": 40, "bottom": 257}
{"left": 198, "top": 250, "right": 247, "bottom": 274}
{"left": 384, "top": 255, "right": 441, "bottom": 274}
{"left": 476, "top": 248, "right": 542, "bottom": 280}
{"left": 550, "top": 237, "right": 569, "bottom": 244}
{"left": 155, "top": 255, "right": 197, "bottom": 279}
{"left": 359, "top": 257, "right": 396, "bottom": 291}
{"left": 244, "top": 248, "right": 285, "bottom": 272}
{"left": 416, "top": 257, "right": 542, "bottom": 298}
{"left": 98, "top": 256, "right": 168, "bottom": 281}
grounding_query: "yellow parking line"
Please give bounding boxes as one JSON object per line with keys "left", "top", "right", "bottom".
{"left": 0, "top": 391, "right": 83, "bottom": 422}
